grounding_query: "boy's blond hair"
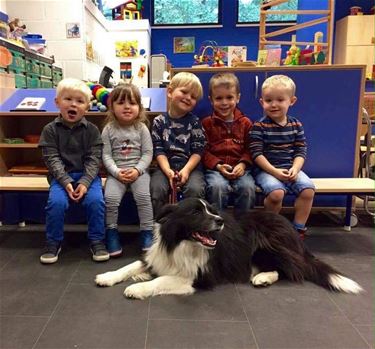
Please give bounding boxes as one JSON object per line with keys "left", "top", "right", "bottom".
{"left": 262, "top": 75, "right": 296, "bottom": 96}
{"left": 209, "top": 73, "right": 240, "bottom": 96}
{"left": 104, "top": 83, "right": 148, "bottom": 128}
{"left": 56, "top": 78, "right": 92, "bottom": 103}
{"left": 169, "top": 72, "right": 203, "bottom": 100}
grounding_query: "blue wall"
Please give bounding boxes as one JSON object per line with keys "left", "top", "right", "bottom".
{"left": 140, "top": 0, "right": 373, "bottom": 68}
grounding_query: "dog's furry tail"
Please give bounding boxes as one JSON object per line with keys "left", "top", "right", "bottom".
{"left": 303, "top": 250, "right": 363, "bottom": 294}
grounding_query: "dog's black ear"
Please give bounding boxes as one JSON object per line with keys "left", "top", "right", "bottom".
{"left": 155, "top": 203, "right": 177, "bottom": 223}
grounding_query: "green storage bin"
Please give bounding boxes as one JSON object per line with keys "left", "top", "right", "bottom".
{"left": 25, "top": 51, "right": 40, "bottom": 75}
{"left": 9, "top": 69, "right": 26, "bottom": 88}
{"left": 26, "top": 73, "right": 40, "bottom": 88}
{"left": 40, "top": 78, "right": 53, "bottom": 88}
{"left": 9, "top": 49, "right": 25, "bottom": 71}
{"left": 52, "top": 66, "right": 63, "bottom": 86}
{"left": 40, "top": 61, "right": 52, "bottom": 78}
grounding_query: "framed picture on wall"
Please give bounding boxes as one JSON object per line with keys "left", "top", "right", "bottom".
{"left": 173, "top": 37, "right": 195, "bottom": 54}
{"left": 66, "top": 23, "right": 80, "bottom": 38}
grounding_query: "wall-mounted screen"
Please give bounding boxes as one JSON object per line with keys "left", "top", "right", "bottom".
{"left": 237, "top": 0, "right": 298, "bottom": 24}
{"left": 152, "top": 0, "right": 221, "bottom": 26}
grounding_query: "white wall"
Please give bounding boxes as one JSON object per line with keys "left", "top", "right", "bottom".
{"left": 3, "top": 0, "right": 150, "bottom": 84}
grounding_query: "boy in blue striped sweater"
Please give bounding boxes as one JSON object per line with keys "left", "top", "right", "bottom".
{"left": 249, "top": 75, "right": 315, "bottom": 239}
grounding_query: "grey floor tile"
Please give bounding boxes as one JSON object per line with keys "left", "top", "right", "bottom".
{"left": 146, "top": 319, "right": 257, "bottom": 349}
{"left": 54, "top": 283, "right": 149, "bottom": 319}
{"left": 0, "top": 315, "right": 48, "bottom": 349}
{"left": 238, "top": 286, "right": 369, "bottom": 349}
{"left": 354, "top": 325, "right": 374, "bottom": 348}
{"left": 149, "top": 284, "right": 247, "bottom": 321}
{"left": 34, "top": 314, "right": 148, "bottom": 349}
{"left": 0, "top": 278, "right": 67, "bottom": 316}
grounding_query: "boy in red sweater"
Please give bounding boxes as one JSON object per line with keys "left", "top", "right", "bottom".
{"left": 202, "top": 73, "right": 255, "bottom": 213}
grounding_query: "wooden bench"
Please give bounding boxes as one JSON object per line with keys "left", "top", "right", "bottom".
{"left": 0, "top": 176, "right": 374, "bottom": 230}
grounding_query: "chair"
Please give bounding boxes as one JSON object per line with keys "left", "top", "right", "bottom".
{"left": 358, "top": 108, "right": 375, "bottom": 217}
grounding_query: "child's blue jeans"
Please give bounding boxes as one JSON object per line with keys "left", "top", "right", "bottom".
{"left": 205, "top": 170, "right": 256, "bottom": 212}
{"left": 45, "top": 173, "right": 105, "bottom": 243}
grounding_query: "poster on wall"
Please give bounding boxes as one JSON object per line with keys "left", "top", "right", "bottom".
{"left": 173, "top": 37, "right": 195, "bottom": 53}
{"left": 66, "top": 23, "right": 80, "bottom": 38}
{"left": 115, "top": 41, "right": 139, "bottom": 58}
{"left": 120, "top": 62, "right": 133, "bottom": 81}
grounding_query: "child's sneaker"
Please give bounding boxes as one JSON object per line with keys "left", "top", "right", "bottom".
{"left": 106, "top": 228, "right": 122, "bottom": 257}
{"left": 140, "top": 230, "right": 153, "bottom": 251}
{"left": 40, "top": 241, "right": 61, "bottom": 264}
{"left": 90, "top": 240, "right": 110, "bottom": 262}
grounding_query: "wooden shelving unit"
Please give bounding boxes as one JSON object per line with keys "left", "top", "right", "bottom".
{"left": 259, "top": 0, "right": 334, "bottom": 63}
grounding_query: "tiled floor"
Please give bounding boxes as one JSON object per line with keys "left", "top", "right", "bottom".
{"left": 0, "top": 212, "right": 374, "bottom": 349}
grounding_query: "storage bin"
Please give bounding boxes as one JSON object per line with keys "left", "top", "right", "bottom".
{"left": 25, "top": 53, "right": 40, "bottom": 75}
{"left": 40, "top": 78, "right": 53, "bottom": 88}
{"left": 8, "top": 69, "right": 26, "bottom": 88}
{"left": 40, "top": 61, "right": 52, "bottom": 78}
{"left": 26, "top": 73, "right": 40, "bottom": 88}
{"left": 9, "top": 49, "right": 26, "bottom": 71}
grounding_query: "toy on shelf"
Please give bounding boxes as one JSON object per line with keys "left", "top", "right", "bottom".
{"left": 8, "top": 18, "right": 26, "bottom": 40}
{"left": 109, "top": 0, "right": 144, "bottom": 20}
{"left": 87, "top": 82, "right": 110, "bottom": 112}
{"left": 193, "top": 41, "right": 226, "bottom": 67}
{"left": 284, "top": 44, "right": 300, "bottom": 65}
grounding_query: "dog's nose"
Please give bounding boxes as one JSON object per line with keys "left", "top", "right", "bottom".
{"left": 215, "top": 216, "right": 224, "bottom": 226}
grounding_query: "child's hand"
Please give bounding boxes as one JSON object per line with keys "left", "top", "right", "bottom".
{"left": 122, "top": 168, "right": 139, "bottom": 183}
{"left": 165, "top": 168, "right": 176, "bottom": 188}
{"left": 273, "top": 168, "right": 290, "bottom": 182}
{"left": 231, "top": 163, "right": 246, "bottom": 179}
{"left": 177, "top": 168, "right": 189, "bottom": 185}
{"left": 65, "top": 183, "right": 76, "bottom": 201}
{"left": 73, "top": 183, "right": 87, "bottom": 201}
{"left": 117, "top": 169, "right": 127, "bottom": 183}
{"left": 288, "top": 166, "right": 299, "bottom": 181}
{"left": 217, "top": 164, "right": 234, "bottom": 179}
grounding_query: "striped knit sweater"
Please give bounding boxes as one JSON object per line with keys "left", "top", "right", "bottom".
{"left": 249, "top": 115, "right": 307, "bottom": 169}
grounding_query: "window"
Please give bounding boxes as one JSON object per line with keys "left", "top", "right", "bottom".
{"left": 152, "top": 0, "right": 221, "bottom": 26}
{"left": 237, "top": 0, "right": 298, "bottom": 25}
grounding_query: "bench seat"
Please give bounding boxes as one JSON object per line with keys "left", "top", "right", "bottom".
{"left": 0, "top": 176, "right": 374, "bottom": 230}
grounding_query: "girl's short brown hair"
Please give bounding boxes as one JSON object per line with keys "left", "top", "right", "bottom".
{"left": 105, "top": 83, "right": 148, "bottom": 127}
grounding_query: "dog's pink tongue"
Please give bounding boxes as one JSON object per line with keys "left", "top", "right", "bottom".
{"left": 193, "top": 232, "right": 217, "bottom": 246}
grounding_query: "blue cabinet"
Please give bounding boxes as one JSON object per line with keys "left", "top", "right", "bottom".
{"left": 173, "top": 65, "right": 365, "bottom": 208}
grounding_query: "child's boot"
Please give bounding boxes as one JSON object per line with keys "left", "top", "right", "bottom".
{"left": 140, "top": 230, "right": 154, "bottom": 251}
{"left": 106, "top": 228, "right": 122, "bottom": 257}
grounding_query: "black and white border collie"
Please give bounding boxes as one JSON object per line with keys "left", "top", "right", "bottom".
{"left": 95, "top": 198, "right": 362, "bottom": 299}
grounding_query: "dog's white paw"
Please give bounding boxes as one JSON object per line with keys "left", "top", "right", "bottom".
{"left": 95, "top": 271, "right": 121, "bottom": 287}
{"left": 132, "top": 272, "right": 152, "bottom": 282}
{"left": 124, "top": 283, "right": 151, "bottom": 300}
{"left": 251, "top": 271, "right": 279, "bottom": 286}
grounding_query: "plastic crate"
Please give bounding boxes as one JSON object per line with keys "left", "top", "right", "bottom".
{"left": 52, "top": 66, "right": 63, "bottom": 85}
{"left": 40, "top": 78, "right": 53, "bottom": 88}
{"left": 26, "top": 56, "right": 40, "bottom": 75}
{"left": 26, "top": 73, "right": 40, "bottom": 88}
{"left": 40, "top": 61, "right": 52, "bottom": 78}
{"left": 8, "top": 69, "right": 26, "bottom": 88}
{"left": 9, "top": 49, "right": 25, "bottom": 71}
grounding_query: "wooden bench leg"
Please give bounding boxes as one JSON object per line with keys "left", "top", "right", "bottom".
{"left": 344, "top": 195, "right": 352, "bottom": 231}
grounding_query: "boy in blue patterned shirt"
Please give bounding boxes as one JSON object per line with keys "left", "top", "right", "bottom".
{"left": 249, "top": 75, "right": 315, "bottom": 239}
{"left": 151, "top": 72, "right": 206, "bottom": 214}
